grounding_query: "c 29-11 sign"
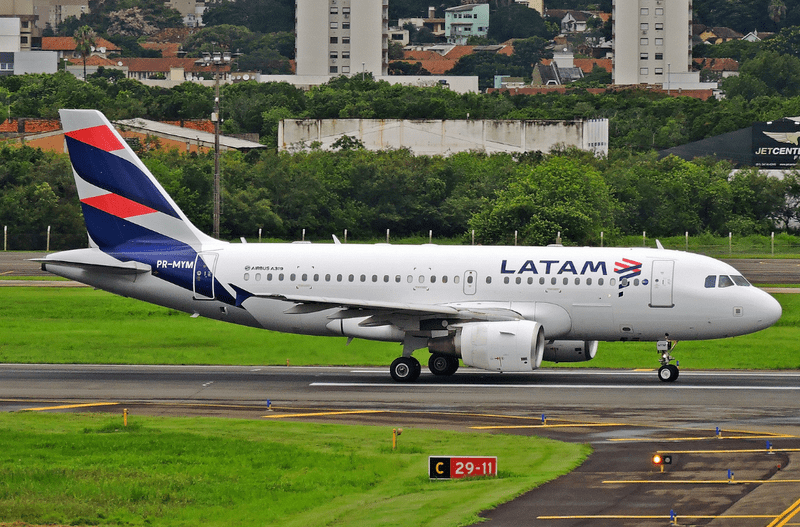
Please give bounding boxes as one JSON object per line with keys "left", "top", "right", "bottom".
{"left": 429, "top": 456, "right": 497, "bottom": 480}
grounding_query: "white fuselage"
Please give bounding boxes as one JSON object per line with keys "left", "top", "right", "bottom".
{"left": 45, "top": 242, "right": 782, "bottom": 345}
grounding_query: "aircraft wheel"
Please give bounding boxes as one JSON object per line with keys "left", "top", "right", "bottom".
{"left": 390, "top": 357, "right": 421, "bottom": 382}
{"left": 658, "top": 364, "right": 679, "bottom": 382}
{"left": 429, "top": 353, "right": 459, "bottom": 376}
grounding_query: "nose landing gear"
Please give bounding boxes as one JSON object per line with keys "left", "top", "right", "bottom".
{"left": 657, "top": 338, "right": 679, "bottom": 382}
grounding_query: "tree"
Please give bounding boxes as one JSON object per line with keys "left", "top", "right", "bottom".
{"left": 768, "top": 0, "right": 788, "bottom": 25}
{"left": 488, "top": 4, "right": 557, "bottom": 43}
{"left": 469, "top": 155, "right": 614, "bottom": 246}
{"left": 74, "top": 25, "right": 96, "bottom": 79}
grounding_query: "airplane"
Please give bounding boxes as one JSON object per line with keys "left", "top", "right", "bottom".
{"left": 37, "top": 109, "right": 783, "bottom": 383}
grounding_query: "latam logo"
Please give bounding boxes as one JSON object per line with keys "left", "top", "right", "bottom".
{"left": 614, "top": 258, "right": 644, "bottom": 297}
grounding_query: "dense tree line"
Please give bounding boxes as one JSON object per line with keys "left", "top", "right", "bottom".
{"left": 2, "top": 140, "right": 797, "bottom": 250}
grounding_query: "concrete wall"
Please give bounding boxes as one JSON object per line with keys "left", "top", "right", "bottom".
{"left": 14, "top": 50, "right": 56, "bottom": 73}
{"left": 279, "top": 119, "right": 609, "bottom": 157}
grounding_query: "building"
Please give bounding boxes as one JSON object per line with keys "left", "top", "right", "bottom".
{"left": 444, "top": 4, "right": 489, "bottom": 45}
{"left": 514, "top": 0, "right": 543, "bottom": 15}
{"left": 279, "top": 118, "right": 608, "bottom": 157}
{"left": 33, "top": 0, "right": 87, "bottom": 32}
{"left": 612, "top": 0, "right": 709, "bottom": 89}
{"left": 42, "top": 36, "right": 120, "bottom": 60}
{"left": 295, "top": 0, "right": 388, "bottom": 77}
{"left": 398, "top": 7, "right": 445, "bottom": 38}
{"left": 166, "top": 0, "right": 204, "bottom": 27}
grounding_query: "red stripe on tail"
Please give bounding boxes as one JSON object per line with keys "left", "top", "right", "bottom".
{"left": 65, "top": 125, "right": 125, "bottom": 152}
{"left": 81, "top": 193, "right": 157, "bottom": 218}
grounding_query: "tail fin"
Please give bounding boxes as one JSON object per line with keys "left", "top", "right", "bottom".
{"left": 59, "top": 109, "right": 213, "bottom": 251}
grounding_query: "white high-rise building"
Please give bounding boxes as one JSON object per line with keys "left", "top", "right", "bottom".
{"left": 612, "top": 0, "right": 692, "bottom": 86}
{"left": 295, "top": 0, "right": 388, "bottom": 77}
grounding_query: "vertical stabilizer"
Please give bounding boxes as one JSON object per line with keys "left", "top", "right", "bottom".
{"left": 59, "top": 109, "right": 214, "bottom": 251}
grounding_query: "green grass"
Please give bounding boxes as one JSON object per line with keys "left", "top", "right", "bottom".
{"left": 1, "top": 287, "right": 798, "bottom": 369}
{"left": 0, "top": 412, "right": 589, "bottom": 526}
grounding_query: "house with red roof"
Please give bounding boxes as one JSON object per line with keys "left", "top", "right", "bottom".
{"left": 41, "top": 36, "right": 121, "bottom": 60}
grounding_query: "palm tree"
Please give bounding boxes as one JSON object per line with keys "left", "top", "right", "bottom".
{"left": 74, "top": 25, "right": 97, "bottom": 79}
{"left": 768, "top": 0, "right": 787, "bottom": 25}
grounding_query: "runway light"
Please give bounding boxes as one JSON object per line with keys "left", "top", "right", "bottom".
{"left": 652, "top": 453, "right": 672, "bottom": 472}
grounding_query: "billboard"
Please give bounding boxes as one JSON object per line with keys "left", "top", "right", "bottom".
{"left": 752, "top": 118, "right": 800, "bottom": 168}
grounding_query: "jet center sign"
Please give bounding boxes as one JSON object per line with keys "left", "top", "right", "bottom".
{"left": 753, "top": 119, "right": 800, "bottom": 168}
{"left": 429, "top": 456, "right": 497, "bottom": 480}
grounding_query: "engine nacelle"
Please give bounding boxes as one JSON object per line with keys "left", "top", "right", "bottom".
{"left": 543, "top": 340, "right": 598, "bottom": 363}
{"left": 430, "top": 320, "right": 545, "bottom": 372}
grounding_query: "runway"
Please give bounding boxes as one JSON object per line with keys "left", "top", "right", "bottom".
{"left": 2, "top": 365, "right": 799, "bottom": 526}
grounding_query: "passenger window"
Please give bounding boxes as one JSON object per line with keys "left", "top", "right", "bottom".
{"left": 430, "top": 276, "right": 436, "bottom": 283}
{"left": 504, "top": 277, "right": 510, "bottom": 284}
{"left": 279, "top": 273, "right": 284, "bottom": 281}
{"left": 586, "top": 277, "right": 592, "bottom": 285}
{"left": 562, "top": 277, "right": 568, "bottom": 285}
{"left": 467, "top": 275, "right": 473, "bottom": 284}
{"left": 418, "top": 275, "right": 424, "bottom": 283}
{"left": 574, "top": 278, "right": 580, "bottom": 285}
{"left": 267, "top": 273, "right": 273, "bottom": 281}
{"left": 360, "top": 274, "right": 366, "bottom": 282}
{"left": 527, "top": 277, "right": 533, "bottom": 285}
{"left": 337, "top": 274, "right": 343, "bottom": 282}
{"left": 634, "top": 278, "right": 639, "bottom": 286}
{"left": 290, "top": 273, "right": 296, "bottom": 281}
{"left": 348, "top": 274, "right": 354, "bottom": 282}
{"left": 551, "top": 277, "right": 557, "bottom": 285}
{"left": 244, "top": 273, "right": 250, "bottom": 281}
{"left": 731, "top": 275, "right": 751, "bottom": 287}
{"left": 325, "top": 274, "right": 330, "bottom": 281}
{"left": 705, "top": 275, "right": 716, "bottom": 288}
{"left": 255, "top": 273, "right": 261, "bottom": 281}
{"left": 516, "top": 277, "right": 521, "bottom": 285}
{"left": 486, "top": 276, "right": 492, "bottom": 284}
{"left": 442, "top": 276, "right": 448, "bottom": 284}
{"left": 454, "top": 276, "right": 460, "bottom": 284}
{"left": 539, "top": 277, "right": 545, "bottom": 285}
{"left": 407, "top": 275, "right": 413, "bottom": 283}
{"left": 719, "top": 275, "right": 734, "bottom": 288}
{"left": 314, "top": 274, "right": 319, "bottom": 282}
{"left": 395, "top": 275, "right": 401, "bottom": 283}
{"left": 610, "top": 278, "right": 616, "bottom": 286}
{"left": 301, "top": 273, "right": 307, "bottom": 281}
{"left": 384, "top": 275, "right": 389, "bottom": 283}
{"left": 598, "top": 278, "right": 604, "bottom": 286}
{"left": 372, "top": 275, "right": 378, "bottom": 282}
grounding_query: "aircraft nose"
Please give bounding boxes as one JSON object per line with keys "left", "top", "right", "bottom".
{"left": 756, "top": 291, "right": 782, "bottom": 329}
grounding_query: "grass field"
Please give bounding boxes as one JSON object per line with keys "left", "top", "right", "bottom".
{"left": 0, "top": 287, "right": 797, "bottom": 370}
{"left": 0, "top": 412, "right": 589, "bottom": 526}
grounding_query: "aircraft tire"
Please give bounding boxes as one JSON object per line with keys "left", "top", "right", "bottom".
{"left": 429, "top": 353, "right": 458, "bottom": 376}
{"left": 658, "top": 364, "right": 679, "bottom": 382}
{"left": 391, "top": 357, "right": 421, "bottom": 382}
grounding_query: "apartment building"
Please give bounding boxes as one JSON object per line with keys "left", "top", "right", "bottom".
{"left": 612, "top": 0, "right": 692, "bottom": 86}
{"left": 444, "top": 4, "right": 489, "bottom": 45}
{"left": 295, "top": 0, "right": 388, "bottom": 77}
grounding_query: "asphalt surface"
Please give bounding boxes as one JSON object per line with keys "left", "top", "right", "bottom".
{"left": 1, "top": 365, "right": 800, "bottom": 526}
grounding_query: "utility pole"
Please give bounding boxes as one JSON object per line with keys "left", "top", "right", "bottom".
{"left": 196, "top": 49, "right": 232, "bottom": 239}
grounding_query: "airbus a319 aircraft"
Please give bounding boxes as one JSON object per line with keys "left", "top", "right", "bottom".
{"left": 38, "top": 110, "right": 783, "bottom": 383}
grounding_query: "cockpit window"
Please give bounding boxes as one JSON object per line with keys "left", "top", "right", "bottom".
{"left": 704, "top": 275, "right": 716, "bottom": 288}
{"left": 731, "top": 275, "right": 751, "bottom": 287}
{"left": 718, "top": 275, "right": 734, "bottom": 288}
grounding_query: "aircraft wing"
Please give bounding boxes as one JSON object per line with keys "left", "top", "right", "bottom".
{"left": 229, "top": 285, "right": 521, "bottom": 324}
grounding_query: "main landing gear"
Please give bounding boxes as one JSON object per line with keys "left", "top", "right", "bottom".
{"left": 389, "top": 353, "right": 460, "bottom": 382}
{"left": 657, "top": 338, "right": 679, "bottom": 382}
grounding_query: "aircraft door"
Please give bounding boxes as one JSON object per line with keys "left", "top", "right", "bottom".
{"left": 463, "top": 270, "right": 477, "bottom": 295}
{"left": 650, "top": 260, "right": 674, "bottom": 308}
{"left": 194, "top": 252, "right": 218, "bottom": 300}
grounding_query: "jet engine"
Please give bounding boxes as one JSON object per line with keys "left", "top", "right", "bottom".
{"left": 542, "top": 340, "right": 598, "bottom": 363}
{"left": 428, "top": 320, "right": 545, "bottom": 372}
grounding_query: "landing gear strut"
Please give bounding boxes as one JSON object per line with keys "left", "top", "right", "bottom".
{"left": 657, "top": 338, "right": 679, "bottom": 382}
